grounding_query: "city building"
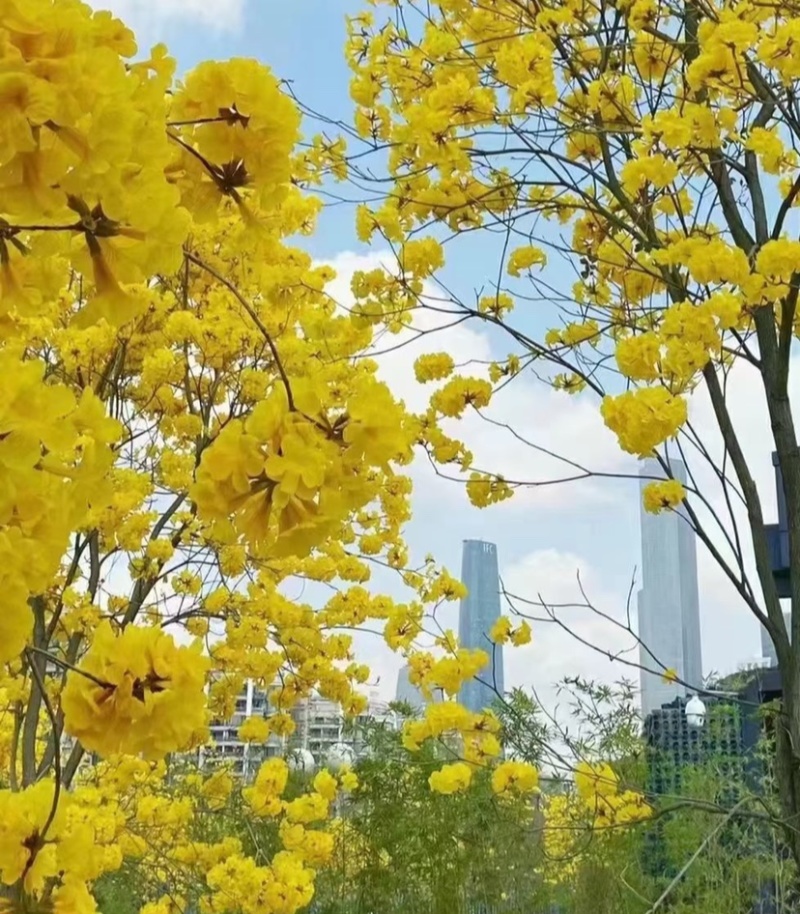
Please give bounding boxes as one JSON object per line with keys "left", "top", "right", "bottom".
{"left": 761, "top": 612, "right": 791, "bottom": 666}
{"left": 199, "top": 678, "right": 284, "bottom": 780}
{"left": 762, "top": 450, "right": 793, "bottom": 666}
{"left": 765, "top": 451, "right": 791, "bottom": 600}
{"left": 457, "top": 539, "right": 504, "bottom": 713}
{"left": 642, "top": 670, "right": 784, "bottom": 892}
{"left": 291, "top": 690, "right": 397, "bottom": 763}
{"left": 637, "top": 458, "right": 703, "bottom": 716}
{"left": 198, "top": 680, "right": 400, "bottom": 779}
{"left": 395, "top": 664, "right": 443, "bottom": 712}
{"left": 642, "top": 693, "right": 747, "bottom": 880}
{"left": 644, "top": 695, "right": 745, "bottom": 801}
{"left": 395, "top": 664, "right": 425, "bottom": 711}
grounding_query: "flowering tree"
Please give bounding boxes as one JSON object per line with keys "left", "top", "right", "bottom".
{"left": 344, "top": 0, "right": 800, "bottom": 877}
{"left": 0, "top": 1, "right": 670, "bottom": 910}
{"left": 0, "top": 2, "right": 460, "bottom": 911}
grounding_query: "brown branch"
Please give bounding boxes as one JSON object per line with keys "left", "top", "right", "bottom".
{"left": 702, "top": 363, "right": 787, "bottom": 651}
{"left": 25, "top": 649, "right": 61, "bottom": 840}
{"left": 21, "top": 600, "right": 46, "bottom": 787}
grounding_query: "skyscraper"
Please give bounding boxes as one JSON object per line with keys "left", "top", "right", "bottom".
{"left": 638, "top": 458, "right": 703, "bottom": 716}
{"left": 458, "top": 539, "right": 504, "bottom": 713}
{"left": 395, "top": 665, "right": 425, "bottom": 711}
{"left": 761, "top": 612, "right": 791, "bottom": 666}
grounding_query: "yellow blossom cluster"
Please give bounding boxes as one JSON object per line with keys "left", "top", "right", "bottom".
{"left": 489, "top": 616, "right": 533, "bottom": 647}
{"left": 642, "top": 478, "right": 686, "bottom": 514}
{"left": 61, "top": 622, "right": 209, "bottom": 759}
{"left": 574, "top": 762, "right": 652, "bottom": 829}
{"left": 429, "top": 761, "right": 473, "bottom": 794}
{"left": 345, "top": 0, "right": 800, "bottom": 518}
{"left": 0, "top": 1, "right": 477, "bottom": 911}
{"left": 541, "top": 762, "right": 651, "bottom": 884}
{"left": 491, "top": 760, "right": 540, "bottom": 796}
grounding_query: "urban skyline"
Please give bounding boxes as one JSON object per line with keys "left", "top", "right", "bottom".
{"left": 637, "top": 458, "right": 704, "bottom": 717}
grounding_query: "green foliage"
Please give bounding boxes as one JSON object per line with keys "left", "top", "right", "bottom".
{"left": 313, "top": 721, "right": 546, "bottom": 914}
{"left": 95, "top": 685, "right": 798, "bottom": 914}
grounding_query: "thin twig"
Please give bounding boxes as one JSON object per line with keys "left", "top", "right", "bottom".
{"left": 28, "top": 646, "right": 112, "bottom": 691}
{"left": 184, "top": 250, "right": 296, "bottom": 411}
{"left": 646, "top": 797, "right": 750, "bottom": 913}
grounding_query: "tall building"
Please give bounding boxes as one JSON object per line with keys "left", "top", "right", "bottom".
{"left": 395, "top": 665, "right": 442, "bottom": 712}
{"left": 457, "top": 539, "right": 504, "bottom": 713}
{"left": 761, "top": 611, "right": 791, "bottom": 666}
{"left": 638, "top": 458, "right": 703, "bottom": 716}
{"left": 291, "top": 691, "right": 397, "bottom": 763}
{"left": 199, "top": 678, "right": 285, "bottom": 779}
{"left": 395, "top": 665, "right": 425, "bottom": 711}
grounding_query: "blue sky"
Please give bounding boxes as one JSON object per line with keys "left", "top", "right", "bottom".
{"left": 96, "top": 0, "right": 774, "bottom": 714}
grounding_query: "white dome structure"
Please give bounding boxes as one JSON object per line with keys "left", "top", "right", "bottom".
{"left": 286, "top": 748, "right": 316, "bottom": 772}
{"left": 325, "top": 742, "right": 355, "bottom": 772}
{"left": 685, "top": 696, "right": 707, "bottom": 728}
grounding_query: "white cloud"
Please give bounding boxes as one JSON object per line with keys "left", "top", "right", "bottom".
{"left": 501, "top": 549, "right": 638, "bottom": 718}
{"left": 322, "top": 251, "right": 798, "bottom": 712}
{"left": 89, "top": 0, "right": 245, "bottom": 35}
{"left": 677, "top": 355, "right": 800, "bottom": 676}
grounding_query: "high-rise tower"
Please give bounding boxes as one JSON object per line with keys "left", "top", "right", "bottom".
{"left": 761, "top": 612, "right": 791, "bottom": 666}
{"left": 395, "top": 665, "right": 425, "bottom": 711}
{"left": 638, "top": 458, "right": 703, "bottom": 716}
{"left": 457, "top": 540, "right": 504, "bottom": 712}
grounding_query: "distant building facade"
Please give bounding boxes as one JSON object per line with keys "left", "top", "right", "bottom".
{"left": 458, "top": 539, "right": 504, "bottom": 713}
{"left": 760, "top": 611, "right": 790, "bottom": 667}
{"left": 395, "top": 664, "right": 425, "bottom": 711}
{"left": 638, "top": 458, "right": 703, "bottom": 716}
{"left": 291, "top": 691, "right": 397, "bottom": 763}
{"left": 199, "top": 678, "right": 284, "bottom": 780}
{"left": 197, "top": 678, "right": 399, "bottom": 779}
{"left": 642, "top": 694, "right": 747, "bottom": 880}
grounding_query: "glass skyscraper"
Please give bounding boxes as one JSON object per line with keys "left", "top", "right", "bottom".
{"left": 395, "top": 665, "right": 425, "bottom": 711}
{"left": 458, "top": 539, "right": 504, "bottom": 713}
{"left": 638, "top": 458, "right": 703, "bottom": 716}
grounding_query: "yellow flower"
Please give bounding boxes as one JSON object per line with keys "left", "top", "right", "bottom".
{"left": 339, "top": 768, "right": 359, "bottom": 792}
{"left": 171, "top": 58, "right": 301, "bottom": 211}
{"left": 238, "top": 716, "right": 271, "bottom": 743}
{"left": 507, "top": 245, "right": 547, "bottom": 277}
{"left": 490, "top": 616, "right": 513, "bottom": 644}
{"left": 242, "top": 758, "right": 289, "bottom": 818}
{"left": 414, "top": 352, "right": 455, "bottom": 383}
{"left": 313, "top": 769, "right": 339, "bottom": 803}
{"left": 430, "top": 377, "right": 492, "bottom": 418}
{"left": 642, "top": 478, "right": 686, "bottom": 513}
{"left": 400, "top": 237, "right": 445, "bottom": 277}
{"left": 466, "top": 472, "right": 514, "bottom": 508}
{"left": 615, "top": 333, "right": 661, "bottom": 382}
{"left": 285, "top": 792, "right": 330, "bottom": 824}
{"left": 429, "top": 762, "right": 473, "bottom": 795}
{"left": 575, "top": 761, "right": 618, "bottom": 801}
{"left": 491, "top": 760, "right": 539, "bottom": 795}
{"left": 510, "top": 621, "right": 532, "bottom": 646}
{"left": 601, "top": 388, "right": 687, "bottom": 456}
{"left": 201, "top": 768, "right": 234, "bottom": 811}
{"left": 61, "top": 621, "right": 209, "bottom": 759}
